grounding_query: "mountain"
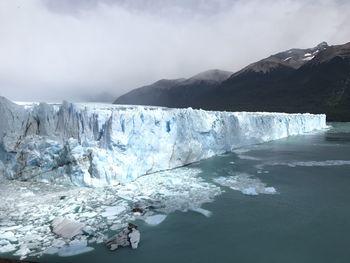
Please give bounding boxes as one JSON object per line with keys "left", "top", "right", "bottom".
{"left": 114, "top": 42, "right": 350, "bottom": 121}
{"left": 114, "top": 69, "right": 232, "bottom": 108}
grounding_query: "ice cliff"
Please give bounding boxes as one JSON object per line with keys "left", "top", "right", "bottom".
{"left": 0, "top": 97, "right": 327, "bottom": 187}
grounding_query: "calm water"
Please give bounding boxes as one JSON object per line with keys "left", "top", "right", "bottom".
{"left": 11, "top": 123, "right": 350, "bottom": 262}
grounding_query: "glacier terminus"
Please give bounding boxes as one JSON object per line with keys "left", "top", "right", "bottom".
{"left": 0, "top": 96, "right": 326, "bottom": 187}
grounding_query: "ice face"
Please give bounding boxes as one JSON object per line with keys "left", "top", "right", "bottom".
{"left": 0, "top": 97, "right": 327, "bottom": 186}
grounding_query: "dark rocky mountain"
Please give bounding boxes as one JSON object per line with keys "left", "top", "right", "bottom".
{"left": 114, "top": 69, "right": 232, "bottom": 108}
{"left": 114, "top": 42, "right": 350, "bottom": 121}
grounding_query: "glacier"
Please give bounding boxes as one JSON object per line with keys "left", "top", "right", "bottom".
{"left": 0, "top": 96, "right": 327, "bottom": 187}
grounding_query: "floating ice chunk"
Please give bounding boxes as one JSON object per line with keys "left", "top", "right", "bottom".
{"left": 51, "top": 239, "right": 66, "bottom": 248}
{"left": 79, "top": 212, "right": 97, "bottom": 218}
{"left": 51, "top": 217, "right": 84, "bottom": 239}
{"left": 43, "top": 246, "right": 59, "bottom": 255}
{"left": 261, "top": 160, "right": 350, "bottom": 168}
{"left": 190, "top": 207, "right": 212, "bottom": 217}
{"left": 14, "top": 245, "right": 31, "bottom": 258}
{"left": 238, "top": 155, "right": 261, "bottom": 161}
{"left": 22, "top": 231, "right": 44, "bottom": 242}
{"left": 0, "top": 240, "right": 9, "bottom": 246}
{"left": 0, "top": 243, "right": 16, "bottom": 253}
{"left": 213, "top": 173, "right": 276, "bottom": 196}
{"left": 110, "top": 224, "right": 123, "bottom": 231}
{"left": 128, "top": 229, "right": 140, "bottom": 249}
{"left": 264, "top": 187, "right": 277, "bottom": 194}
{"left": 100, "top": 206, "right": 126, "bottom": 218}
{"left": 0, "top": 231, "right": 17, "bottom": 242}
{"left": 241, "top": 187, "right": 258, "bottom": 196}
{"left": 106, "top": 228, "right": 130, "bottom": 250}
{"left": 57, "top": 240, "right": 94, "bottom": 257}
{"left": 0, "top": 225, "right": 23, "bottom": 232}
{"left": 21, "top": 191, "right": 35, "bottom": 197}
{"left": 144, "top": 214, "right": 167, "bottom": 226}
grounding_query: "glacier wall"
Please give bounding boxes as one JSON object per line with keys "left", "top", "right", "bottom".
{"left": 0, "top": 97, "right": 327, "bottom": 187}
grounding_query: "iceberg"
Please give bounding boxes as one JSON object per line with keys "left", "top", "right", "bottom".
{"left": 144, "top": 214, "right": 167, "bottom": 226}
{"left": 213, "top": 173, "right": 277, "bottom": 196}
{"left": 57, "top": 240, "right": 94, "bottom": 257}
{"left": 0, "top": 97, "right": 327, "bottom": 187}
{"left": 0, "top": 166, "right": 221, "bottom": 259}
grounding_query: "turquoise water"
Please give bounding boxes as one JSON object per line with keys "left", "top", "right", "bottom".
{"left": 8, "top": 123, "right": 350, "bottom": 262}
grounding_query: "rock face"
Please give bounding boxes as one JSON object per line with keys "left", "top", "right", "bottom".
{"left": 0, "top": 97, "right": 326, "bottom": 186}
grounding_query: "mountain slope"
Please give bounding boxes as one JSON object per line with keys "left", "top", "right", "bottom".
{"left": 114, "top": 69, "right": 232, "bottom": 108}
{"left": 114, "top": 42, "right": 350, "bottom": 121}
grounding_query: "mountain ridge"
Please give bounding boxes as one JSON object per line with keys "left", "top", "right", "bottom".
{"left": 114, "top": 41, "right": 350, "bottom": 121}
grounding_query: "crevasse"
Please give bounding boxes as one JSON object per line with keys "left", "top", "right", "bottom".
{"left": 0, "top": 97, "right": 327, "bottom": 187}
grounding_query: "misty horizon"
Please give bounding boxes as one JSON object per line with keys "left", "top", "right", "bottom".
{"left": 1, "top": 0, "right": 350, "bottom": 102}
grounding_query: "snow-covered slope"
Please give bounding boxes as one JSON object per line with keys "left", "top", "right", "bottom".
{"left": 0, "top": 97, "right": 327, "bottom": 187}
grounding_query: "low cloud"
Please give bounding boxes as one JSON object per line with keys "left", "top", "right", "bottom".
{"left": 0, "top": 0, "right": 349, "bottom": 101}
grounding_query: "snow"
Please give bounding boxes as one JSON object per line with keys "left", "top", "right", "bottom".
{"left": 0, "top": 97, "right": 327, "bottom": 187}
{"left": 302, "top": 56, "right": 315, "bottom": 61}
{"left": 144, "top": 215, "right": 167, "bottom": 226}
{"left": 283, "top": 56, "right": 292, "bottom": 61}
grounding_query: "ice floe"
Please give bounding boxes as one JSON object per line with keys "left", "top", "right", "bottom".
{"left": 57, "top": 240, "right": 94, "bottom": 257}
{"left": 144, "top": 215, "right": 167, "bottom": 226}
{"left": 0, "top": 167, "right": 221, "bottom": 259}
{"left": 190, "top": 208, "right": 212, "bottom": 217}
{"left": 258, "top": 160, "right": 350, "bottom": 169}
{"left": 237, "top": 155, "right": 261, "bottom": 161}
{"left": 51, "top": 217, "right": 85, "bottom": 239}
{"left": 213, "top": 173, "right": 277, "bottom": 196}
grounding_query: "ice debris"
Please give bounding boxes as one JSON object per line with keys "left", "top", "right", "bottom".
{"left": 144, "top": 215, "right": 167, "bottom": 226}
{"left": 258, "top": 160, "right": 350, "bottom": 168}
{"left": 213, "top": 173, "right": 277, "bottom": 196}
{"left": 106, "top": 223, "right": 140, "bottom": 250}
{"left": 0, "top": 167, "right": 221, "bottom": 259}
{"left": 51, "top": 217, "right": 85, "bottom": 239}
{"left": 57, "top": 240, "right": 94, "bottom": 257}
{"left": 190, "top": 208, "right": 212, "bottom": 217}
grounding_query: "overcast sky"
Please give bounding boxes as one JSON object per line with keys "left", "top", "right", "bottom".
{"left": 0, "top": 0, "right": 350, "bottom": 101}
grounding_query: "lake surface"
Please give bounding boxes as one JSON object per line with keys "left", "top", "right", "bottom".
{"left": 5, "top": 123, "right": 350, "bottom": 263}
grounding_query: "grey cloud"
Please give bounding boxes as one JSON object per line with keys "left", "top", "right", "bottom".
{"left": 0, "top": 0, "right": 349, "bottom": 101}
